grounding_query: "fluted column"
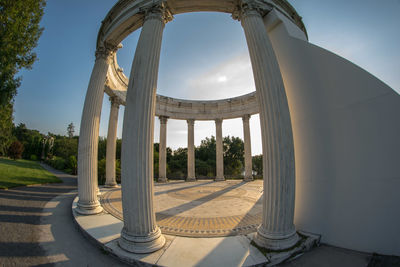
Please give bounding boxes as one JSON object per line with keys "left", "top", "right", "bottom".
{"left": 243, "top": 114, "right": 253, "bottom": 181}
{"left": 186, "top": 119, "right": 196, "bottom": 181}
{"left": 235, "top": 0, "right": 298, "bottom": 250}
{"left": 119, "top": 4, "right": 172, "bottom": 254}
{"left": 215, "top": 119, "right": 224, "bottom": 181}
{"left": 105, "top": 96, "right": 120, "bottom": 187}
{"left": 158, "top": 116, "right": 168, "bottom": 183}
{"left": 76, "top": 46, "right": 115, "bottom": 215}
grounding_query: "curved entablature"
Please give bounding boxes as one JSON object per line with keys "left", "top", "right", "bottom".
{"left": 97, "top": 0, "right": 307, "bottom": 50}
{"left": 105, "top": 53, "right": 260, "bottom": 120}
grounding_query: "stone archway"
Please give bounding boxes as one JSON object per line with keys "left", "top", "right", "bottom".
{"left": 76, "top": 0, "right": 305, "bottom": 254}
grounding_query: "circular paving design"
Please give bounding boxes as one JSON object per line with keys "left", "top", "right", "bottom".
{"left": 100, "top": 180, "right": 263, "bottom": 237}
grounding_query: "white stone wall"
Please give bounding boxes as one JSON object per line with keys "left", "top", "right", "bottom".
{"left": 265, "top": 11, "right": 400, "bottom": 255}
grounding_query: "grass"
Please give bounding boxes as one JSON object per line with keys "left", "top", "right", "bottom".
{"left": 0, "top": 158, "right": 62, "bottom": 189}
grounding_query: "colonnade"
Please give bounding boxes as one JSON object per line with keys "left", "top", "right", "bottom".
{"left": 103, "top": 107, "right": 254, "bottom": 186}
{"left": 77, "top": 0, "right": 298, "bottom": 255}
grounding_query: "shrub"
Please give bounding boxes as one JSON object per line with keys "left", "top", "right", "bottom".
{"left": 98, "top": 158, "right": 106, "bottom": 185}
{"left": 8, "top": 141, "right": 24, "bottom": 160}
{"left": 68, "top": 155, "right": 77, "bottom": 175}
{"left": 30, "top": 154, "right": 38, "bottom": 161}
{"left": 46, "top": 156, "right": 66, "bottom": 170}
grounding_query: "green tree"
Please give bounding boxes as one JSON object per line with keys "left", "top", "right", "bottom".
{"left": 223, "top": 136, "right": 244, "bottom": 176}
{"left": 67, "top": 122, "right": 75, "bottom": 138}
{"left": 13, "top": 123, "right": 43, "bottom": 159}
{"left": 0, "top": 0, "right": 46, "bottom": 106}
{"left": 0, "top": 103, "right": 14, "bottom": 155}
{"left": 52, "top": 136, "right": 78, "bottom": 160}
{"left": 8, "top": 140, "right": 24, "bottom": 160}
{"left": 252, "top": 154, "right": 263, "bottom": 177}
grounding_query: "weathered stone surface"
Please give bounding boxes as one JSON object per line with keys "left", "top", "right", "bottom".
{"left": 239, "top": 2, "right": 298, "bottom": 250}
{"left": 186, "top": 119, "right": 196, "bottom": 181}
{"left": 158, "top": 116, "right": 168, "bottom": 183}
{"left": 119, "top": 4, "right": 169, "bottom": 254}
{"left": 76, "top": 48, "right": 116, "bottom": 215}
{"left": 105, "top": 96, "right": 120, "bottom": 188}
{"left": 215, "top": 119, "right": 225, "bottom": 181}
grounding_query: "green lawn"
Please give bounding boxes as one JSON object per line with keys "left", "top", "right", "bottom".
{"left": 0, "top": 158, "right": 62, "bottom": 189}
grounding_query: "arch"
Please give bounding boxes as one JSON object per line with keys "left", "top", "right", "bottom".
{"left": 96, "top": 0, "right": 307, "bottom": 51}
{"left": 77, "top": 0, "right": 301, "bottom": 255}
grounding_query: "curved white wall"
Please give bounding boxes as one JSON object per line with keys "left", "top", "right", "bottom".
{"left": 264, "top": 10, "right": 400, "bottom": 255}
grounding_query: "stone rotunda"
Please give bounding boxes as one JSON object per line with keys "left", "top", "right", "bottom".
{"left": 74, "top": 0, "right": 400, "bottom": 263}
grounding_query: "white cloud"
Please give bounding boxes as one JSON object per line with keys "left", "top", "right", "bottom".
{"left": 184, "top": 52, "right": 256, "bottom": 100}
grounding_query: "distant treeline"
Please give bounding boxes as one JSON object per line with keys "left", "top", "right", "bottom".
{"left": 1, "top": 123, "right": 263, "bottom": 184}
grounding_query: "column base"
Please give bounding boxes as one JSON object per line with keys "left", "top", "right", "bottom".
{"left": 254, "top": 226, "right": 299, "bottom": 251}
{"left": 157, "top": 177, "right": 168, "bottom": 183}
{"left": 214, "top": 177, "right": 225, "bottom": 182}
{"left": 186, "top": 177, "right": 196, "bottom": 182}
{"left": 244, "top": 176, "right": 254, "bottom": 182}
{"left": 76, "top": 201, "right": 103, "bottom": 215}
{"left": 119, "top": 227, "right": 165, "bottom": 254}
{"left": 104, "top": 183, "right": 119, "bottom": 188}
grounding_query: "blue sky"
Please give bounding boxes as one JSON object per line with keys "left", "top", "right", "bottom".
{"left": 14, "top": 0, "right": 400, "bottom": 155}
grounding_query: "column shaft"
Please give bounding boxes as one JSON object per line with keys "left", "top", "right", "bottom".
{"left": 215, "top": 119, "right": 224, "bottom": 181}
{"left": 243, "top": 115, "right": 253, "bottom": 181}
{"left": 119, "top": 5, "right": 171, "bottom": 254}
{"left": 76, "top": 49, "right": 112, "bottom": 215}
{"left": 158, "top": 116, "right": 168, "bottom": 183}
{"left": 105, "top": 97, "right": 120, "bottom": 187}
{"left": 187, "top": 119, "right": 196, "bottom": 181}
{"left": 239, "top": 3, "right": 298, "bottom": 249}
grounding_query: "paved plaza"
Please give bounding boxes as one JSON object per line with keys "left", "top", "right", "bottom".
{"left": 101, "top": 180, "right": 263, "bottom": 237}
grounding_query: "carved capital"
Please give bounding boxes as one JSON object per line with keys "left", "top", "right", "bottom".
{"left": 95, "top": 42, "right": 122, "bottom": 62}
{"left": 232, "top": 0, "right": 273, "bottom": 21}
{"left": 141, "top": 1, "right": 173, "bottom": 25}
{"left": 242, "top": 114, "right": 251, "bottom": 123}
{"left": 110, "top": 96, "right": 122, "bottom": 107}
{"left": 186, "top": 119, "right": 195, "bottom": 127}
{"left": 215, "top": 118, "right": 223, "bottom": 125}
{"left": 159, "top": 116, "right": 169, "bottom": 124}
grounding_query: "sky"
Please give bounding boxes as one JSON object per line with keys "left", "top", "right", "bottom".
{"left": 14, "top": 0, "right": 400, "bottom": 156}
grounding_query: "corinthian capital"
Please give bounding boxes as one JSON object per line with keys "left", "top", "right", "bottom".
{"left": 95, "top": 42, "right": 122, "bottom": 61}
{"left": 110, "top": 96, "right": 122, "bottom": 107}
{"left": 141, "top": 1, "right": 173, "bottom": 24}
{"left": 232, "top": 0, "right": 273, "bottom": 21}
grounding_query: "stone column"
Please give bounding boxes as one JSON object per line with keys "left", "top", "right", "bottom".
{"left": 234, "top": 1, "right": 298, "bottom": 250}
{"left": 186, "top": 119, "right": 196, "bottom": 181}
{"left": 158, "top": 116, "right": 168, "bottom": 183}
{"left": 76, "top": 46, "right": 115, "bottom": 215}
{"left": 119, "top": 3, "right": 172, "bottom": 254}
{"left": 215, "top": 119, "right": 224, "bottom": 181}
{"left": 243, "top": 114, "right": 253, "bottom": 181}
{"left": 105, "top": 96, "right": 120, "bottom": 187}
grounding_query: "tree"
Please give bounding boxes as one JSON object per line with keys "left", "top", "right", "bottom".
{"left": 8, "top": 140, "right": 24, "bottom": 160}
{"left": 0, "top": 102, "right": 14, "bottom": 156}
{"left": 223, "top": 136, "right": 244, "bottom": 176}
{"left": 252, "top": 155, "right": 263, "bottom": 177}
{"left": 67, "top": 122, "right": 75, "bottom": 138}
{"left": 13, "top": 123, "right": 43, "bottom": 159}
{"left": 0, "top": 0, "right": 46, "bottom": 106}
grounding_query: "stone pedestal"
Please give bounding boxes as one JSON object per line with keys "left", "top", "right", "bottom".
{"left": 76, "top": 47, "right": 115, "bottom": 215}
{"left": 243, "top": 114, "right": 253, "bottom": 181}
{"left": 237, "top": 1, "right": 298, "bottom": 250}
{"left": 119, "top": 4, "right": 172, "bottom": 254}
{"left": 215, "top": 119, "right": 225, "bottom": 181}
{"left": 187, "top": 119, "right": 196, "bottom": 182}
{"left": 105, "top": 97, "right": 120, "bottom": 188}
{"left": 158, "top": 116, "right": 168, "bottom": 183}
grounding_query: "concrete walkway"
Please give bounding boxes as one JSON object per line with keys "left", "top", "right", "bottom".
{"left": 0, "top": 164, "right": 128, "bottom": 266}
{"left": 1, "top": 165, "right": 398, "bottom": 266}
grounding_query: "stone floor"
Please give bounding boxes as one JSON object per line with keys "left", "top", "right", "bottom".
{"left": 101, "top": 180, "right": 263, "bottom": 237}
